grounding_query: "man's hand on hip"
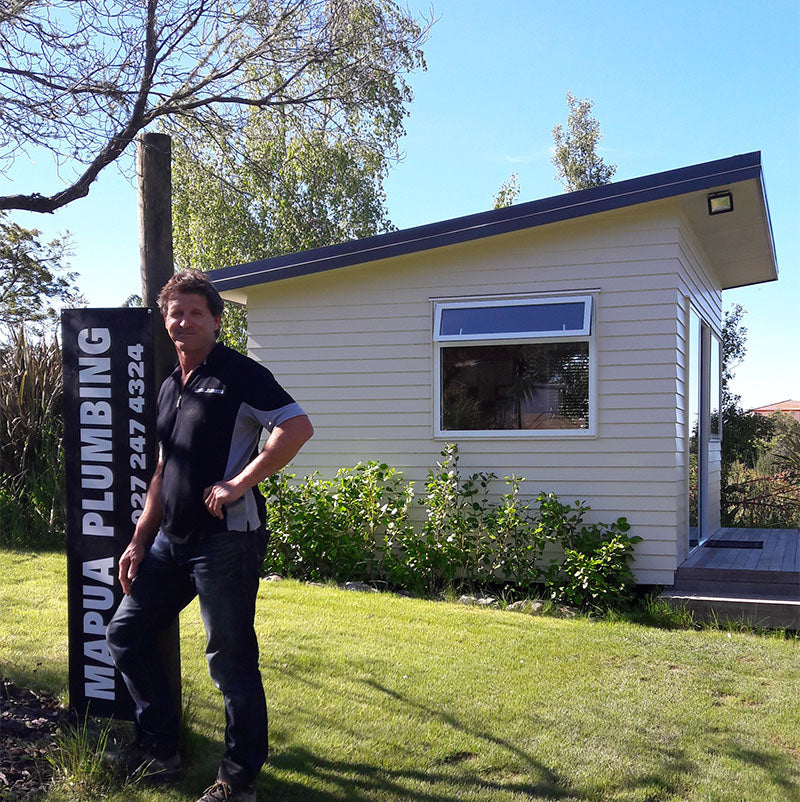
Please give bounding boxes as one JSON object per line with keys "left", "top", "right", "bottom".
{"left": 203, "top": 481, "right": 244, "bottom": 520}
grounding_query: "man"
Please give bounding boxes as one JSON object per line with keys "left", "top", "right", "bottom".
{"left": 107, "top": 270, "right": 313, "bottom": 802}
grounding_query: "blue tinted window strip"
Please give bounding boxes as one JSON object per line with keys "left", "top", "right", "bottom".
{"left": 434, "top": 296, "right": 592, "bottom": 341}
{"left": 439, "top": 302, "right": 586, "bottom": 338}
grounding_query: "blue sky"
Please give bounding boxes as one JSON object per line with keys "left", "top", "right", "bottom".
{"left": 6, "top": 0, "right": 799, "bottom": 410}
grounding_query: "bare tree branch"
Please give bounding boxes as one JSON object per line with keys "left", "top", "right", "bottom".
{"left": 0, "top": 0, "right": 431, "bottom": 213}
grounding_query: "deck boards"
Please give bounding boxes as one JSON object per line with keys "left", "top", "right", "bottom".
{"left": 671, "top": 528, "right": 800, "bottom": 601}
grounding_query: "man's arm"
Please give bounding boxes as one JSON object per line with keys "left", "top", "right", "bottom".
{"left": 118, "top": 461, "right": 164, "bottom": 594}
{"left": 202, "top": 414, "right": 313, "bottom": 520}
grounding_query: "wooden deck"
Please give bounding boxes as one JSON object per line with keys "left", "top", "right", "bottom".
{"left": 662, "top": 528, "right": 800, "bottom": 629}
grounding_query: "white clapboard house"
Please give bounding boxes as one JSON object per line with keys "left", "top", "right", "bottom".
{"left": 210, "top": 152, "right": 778, "bottom": 586}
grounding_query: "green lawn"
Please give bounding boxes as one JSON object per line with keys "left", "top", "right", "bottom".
{"left": 2, "top": 549, "right": 799, "bottom": 802}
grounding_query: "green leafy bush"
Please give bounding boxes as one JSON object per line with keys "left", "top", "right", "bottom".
{"left": 262, "top": 461, "right": 414, "bottom": 582}
{"left": 261, "top": 447, "right": 641, "bottom": 611}
{"left": 415, "top": 443, "right": 495, "bottom": 590}
{"left": 538, "top": 492, "right": 641, "bottom": 611}
{"left": 379, "top": 445, "right": 549, "bottom": 595}
{"left": 490, "top": 475, "right": 548, "bottom": 593}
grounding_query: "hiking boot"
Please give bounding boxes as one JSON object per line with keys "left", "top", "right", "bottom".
{"left": 105, "top": 742, "right": 182, "bottom": 784}
{"left": 196, "top": 778, "right": 256, "bottom": 801}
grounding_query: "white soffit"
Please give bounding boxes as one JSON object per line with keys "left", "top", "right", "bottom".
{"left": 680, "top": 176, "right": 777, "bottom": 290}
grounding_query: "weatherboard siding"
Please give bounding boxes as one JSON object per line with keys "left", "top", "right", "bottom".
{"left": 677, "top": 215, "right": 724, "bottom": 544}
{"left": 245, "top": 206, "right": 711, "bottom": 585}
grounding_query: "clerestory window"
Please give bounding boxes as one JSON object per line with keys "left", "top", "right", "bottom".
{"left": 433, "top": 296, "right": 594, "bottom": 436}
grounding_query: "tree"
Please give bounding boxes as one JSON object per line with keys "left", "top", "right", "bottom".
{"left": 0, "top": 0, "right": 430, "bottom": 214}
{"left": 718, "top": 304, "right": 800, "bottom": 526}
{"left": 551, "top": 92, "right": 617, "bottom": 191}
{"left": 492, "top": 172, "right": 520, "bottom": 209}
{"left": 0, "top": 212, "right": 80, "bottom": 336}
{"left": 172, "top": 114, "right": 394, "bottom": 271}
{"left": 721, "top": 302, "right": 747, "bottom": 412}
{"left": 170, "top": 37, "right": 415, "bottom": 351}
{"left": 718, "top": 304, "right": 767, "bottom": 468}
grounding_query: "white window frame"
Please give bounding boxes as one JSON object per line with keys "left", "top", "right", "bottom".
{"left": 434, "top": 295, "right": 593, "bottom": 343}
{"left": 433, "top": 294, "right": 597, "bottom": 438}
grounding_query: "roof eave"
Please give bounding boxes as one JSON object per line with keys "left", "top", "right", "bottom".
{"left": 212, "top": 151, "right": 777, "bottom": 295}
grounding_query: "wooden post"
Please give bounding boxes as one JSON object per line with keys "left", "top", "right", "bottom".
{"left": 136, "top": 131, "right": 182, "bottom": 716}
{"left": 137, "top": 132, "right": 176, "bottom": 385}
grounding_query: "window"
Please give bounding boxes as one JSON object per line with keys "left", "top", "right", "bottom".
{"left": 434, "top": 296, "right": 594, "bottom": 435}
{"left": 710, "top": 333, "right": 721, "bottom": 439}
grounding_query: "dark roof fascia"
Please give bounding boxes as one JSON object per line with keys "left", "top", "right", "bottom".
{"left": 210, "top": 151, "right": 764, "bottom": 293}
{"left": 758, "top": 163, "right": 779, "bottom": 277}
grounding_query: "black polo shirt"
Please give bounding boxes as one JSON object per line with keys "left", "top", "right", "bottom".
{"left": 156, "top": 343, "right": 305, "bottom": 542}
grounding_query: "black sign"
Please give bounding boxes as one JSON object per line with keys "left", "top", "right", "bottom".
{"left": 62, "top": 308, "right": 157, "bottom": 719}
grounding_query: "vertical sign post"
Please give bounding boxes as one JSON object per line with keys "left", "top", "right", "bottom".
{"left": 62, "top": 308, "right": 157, "bottom": 719}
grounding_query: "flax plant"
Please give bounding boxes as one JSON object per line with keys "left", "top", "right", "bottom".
{"left": 0, "top": 329, "right": 65, "bottom": 547}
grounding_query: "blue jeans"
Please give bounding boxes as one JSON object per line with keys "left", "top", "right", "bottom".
{"left": 107, "top": 528, "right": 268, "bottom": 787}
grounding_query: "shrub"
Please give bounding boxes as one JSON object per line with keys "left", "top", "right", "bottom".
{"left": 261, "top": 469, "right": 334, "bottom": 580}
{"left": 490, "top": 475, "right": 547, "bottom": 593}
{"left": 261, "top": 448, "right": 642, "bottom": 611}
{"left": 415, "top": 443, "right": 496, "bottom": 590}
{"left": 0, "top": 330, "right": 65, "bottom": 548}
{"left": 262, "top": 461, "right": 414, "bottom": 582}
{"left": 381, "top": 446, "right": 547, "bottom": 595}
{"left": 538, "top": 492, "right": 641, "bottom": 612}
{"left": 332, "top": 460, "right": 415, "bottom": 581}
{"left": 716, "top": 405, "right": 800, "bottom": 528}
{"left": 722, "top": 461, "right": 800, "bottom": 529}
{"left": 720, "top": 411, "right": 800, "bottom": 529}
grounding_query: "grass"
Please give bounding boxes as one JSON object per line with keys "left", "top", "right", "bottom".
{"left": 45, "top": 711, "right": 117, "bottom": 800}
{"left": 1, "top": 549, "right": 799, "bottom": 802}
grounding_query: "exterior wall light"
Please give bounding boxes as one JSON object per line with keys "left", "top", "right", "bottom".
{"left": 707, "top": 190, "right": 734, "bottom": 215}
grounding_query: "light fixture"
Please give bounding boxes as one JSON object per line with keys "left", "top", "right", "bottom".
{"left": 707, "top": 190, "right": 734, "bottom": 215}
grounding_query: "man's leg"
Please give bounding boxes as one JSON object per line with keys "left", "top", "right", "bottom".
{"left": 192, "top": 528, "right": 268, "bottom": 790}
{"left": 107, "top": 533, "right": 195, "bottom": 759}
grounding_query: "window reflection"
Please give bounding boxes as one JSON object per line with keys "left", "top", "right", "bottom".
{"left": 441, "top": 342, "right": 589, "bottom": 430}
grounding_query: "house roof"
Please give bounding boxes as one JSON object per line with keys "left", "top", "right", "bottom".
{"left": 210, "top": 151, "right": 778, "bottom": 300}
{"left": 751, "top": 400, "right": 800, "bottom": 413}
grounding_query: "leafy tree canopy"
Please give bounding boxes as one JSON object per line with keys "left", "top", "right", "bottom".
{"left": 0, "top": 0, "right": 430, "bottom": 213}
{"left": 170, "top": 17, "right": 423, "bottom": 351}
{"left": 492, "top": 172, "right": 520, "bottom": 209}
{"left": 721, "top": 302, "right": 747, "bottom": 411}
{"left": 551, "top": 92, "right": 617, "bottom": 192}
{"left": 718, "top": 303, "right": 780, "bottom": 473}
{"left": 0, "top": 213, "right": 80, "bottom": 336}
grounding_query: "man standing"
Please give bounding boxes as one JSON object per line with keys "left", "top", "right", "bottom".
{"left": 107, "top": 270, "right": 313, "bottom": 802}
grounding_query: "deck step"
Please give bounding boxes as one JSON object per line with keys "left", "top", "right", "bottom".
{"left": 661, "top": 592, "right": 800, "bottom": 630}
{"left": 667, "top": 528, "right": 800, "bottom": 627}
{"left": 671, "top": 566, "right": 799, "bottom": 599}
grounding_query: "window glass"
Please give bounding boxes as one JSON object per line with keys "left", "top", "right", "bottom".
{"left": 710, "top": 333, "right": 721, "bottom": 438}
{"left": 439, "top": 301, "right": 588, "bottom": 339}
{"left": 441, "top": 342, "right": 589, "bottom": 431}
{"left": 688, "top": 310, "right": 701, "bottom": 535}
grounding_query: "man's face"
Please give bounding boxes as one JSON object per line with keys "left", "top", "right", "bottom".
{"left": 163, "top": 291, "right": 221, "bottom": 357}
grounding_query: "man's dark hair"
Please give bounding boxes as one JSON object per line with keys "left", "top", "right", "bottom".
{"left": 157, "top": 270, "right": 225, "bottom": 318}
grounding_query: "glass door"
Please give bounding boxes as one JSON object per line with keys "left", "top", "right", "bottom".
{"left": 688, "top": 308, "right": 720, "bottom": 550}
{"left": 688, "top": 309, "right": 702, "bottom": 549}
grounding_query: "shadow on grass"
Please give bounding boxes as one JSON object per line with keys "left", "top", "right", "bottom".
{"left": 173, "top": 671, "right": 575, "bottom": 801}
{"left": 244, "top": 679, "right": 693, "bottom": 802}
{"left": 724, "top": 743, "right": 800, "bottom": 802}
{"left": 263, "top": 746, "right": 572, "bottom": 802}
